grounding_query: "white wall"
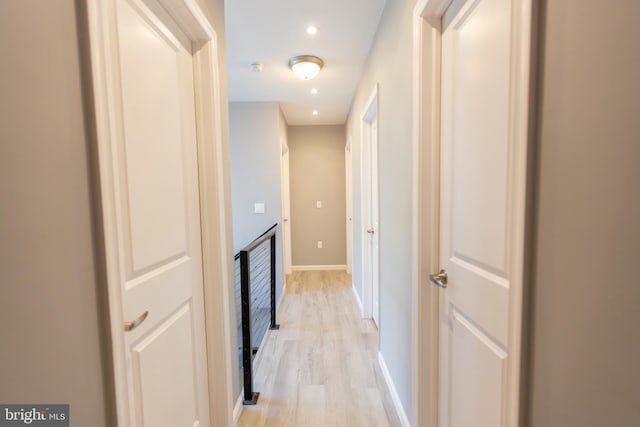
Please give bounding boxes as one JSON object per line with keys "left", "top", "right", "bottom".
{"left": 229, "top": 101, "right": 286, "bottom": 400}
{"left": 346, "top": 0, "right": 415, "bottom": 419}
{"left": 229, "top": 102, "right": 283, "bottom": 251}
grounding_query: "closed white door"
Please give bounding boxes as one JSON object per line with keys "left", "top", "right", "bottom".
{"left": 110, "top": 0, "right": 210, "bottom": 425}
{"left": 364, "top": 120, "right": 380, "bottom": 326}
{"left": 281, "top": 145, "right": 292, "bottom": 274}
{"left": 437, "top": 0, "right": 525, "bottom": 425}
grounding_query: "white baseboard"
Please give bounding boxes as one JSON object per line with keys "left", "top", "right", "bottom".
{"left": 352, "top": 283, "right": 364, "bottom": 316}
{"left": 378, "top": 352, "right": 411, "bottom": 427}
{"left": 291, "top": 264, "right": 347, "bottom": 271}
{"left": 232, "top": 393, "right": 243, "bottom": 426}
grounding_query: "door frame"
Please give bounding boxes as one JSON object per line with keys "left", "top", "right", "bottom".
{"left": 86, "top": 0, "right": 235, "bottom": 425}
{"left": 280, "top": 140, "right": 292, "bottom": 274}
{"left": 411, "top": 0, "right": 535, "bottom": 425}
{"left": 360, "top": 84, "right": 379, "bottom": 321}
{"left": 345, "top": 137, "right": 353, "bottom": 275}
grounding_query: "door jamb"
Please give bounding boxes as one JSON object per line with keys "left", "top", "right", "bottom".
{"left": 360, "top": 83, "right": 379, "bottom": 320}
{"left": 412, "top": 0, "right": 535, "bottom": 425}
{"left": 86, "top": 0, "right": 235, "bottom": 425}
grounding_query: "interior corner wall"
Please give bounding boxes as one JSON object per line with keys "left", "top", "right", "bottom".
{"left": 526, "top": 0, "right": 640, "bottom": 425}
{"left": 228, "top": 101, "right": 284, "bottom": 325}
{"left": 345, "top": 0, "right": 415, "bottom": 420}
{"left": 0, "top": 1, "right": 112, "bottom": 424}
{"left": 288, "top": 125, "right": 346, "bottom": 267}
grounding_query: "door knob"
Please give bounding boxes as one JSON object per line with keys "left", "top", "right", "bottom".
{"left": 123, "top": 311, "right": 149, "bottom": 332}
{"left": 429, "top": 269, "right": 448, "bottom": 289}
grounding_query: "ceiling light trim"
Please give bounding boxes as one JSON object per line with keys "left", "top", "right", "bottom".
{"left": 288, "top": 55, "right": 324, "bottom": 80}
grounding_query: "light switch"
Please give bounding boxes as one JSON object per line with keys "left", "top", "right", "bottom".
{"left": 316, "top": 200, "right": 322, "bottom": 208}
{"left": 254, "top": 203, "right": 265, "bottom": 214}
{"left": 317, "top": 241, "right": 323, "bottom": 249}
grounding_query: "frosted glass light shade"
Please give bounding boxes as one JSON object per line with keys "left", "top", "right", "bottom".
{"left": 288, "top": 55, "right": 324, "bottom": 80}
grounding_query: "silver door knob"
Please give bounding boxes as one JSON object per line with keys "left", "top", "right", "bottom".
{"left": 367, "top": 228, "right": 375, "bottom": 234}
{"left": 429, "top": 269, "right": 448, "bottom": 288}
{"left": 124, "top": 311, "right": 149, "bottom": 332}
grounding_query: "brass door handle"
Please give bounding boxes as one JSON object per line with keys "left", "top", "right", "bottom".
{"left": 429, "top": 269, "right": 448, "bottom": 289}
{"left": 124, "top": 311, "right": 149, "bottom": 332}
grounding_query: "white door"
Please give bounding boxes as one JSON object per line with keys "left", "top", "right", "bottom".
{"left": 345, "top": 141, "right": 353, "bottom": 274}
{"left": 437, "top": 0, "right": 526, "bottom": 425}
{"left": 281, "top": 143, "right": 292, "bottom": 274}
{"left": 369, "top": 121, "right": 380, "bottom": 327}
{"left": 109, "top": 0, "right": 210, "bottom": 425}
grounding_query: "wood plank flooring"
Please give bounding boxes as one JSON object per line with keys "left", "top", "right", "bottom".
{"left": 238, "top": 270, "right": 402, "bottom": 427}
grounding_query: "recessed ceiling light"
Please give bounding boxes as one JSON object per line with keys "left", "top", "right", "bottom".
{"left": 288, "top": 55, "right": 324, "bottom": 80}
{"left": 312, "top": 110, "right": 319, "bottom": 116}
{"left": 311, "top": 88, "right": 319, "bottom": 95}
{"left": 306, "top": 25, "right": 318, "bottom": 35}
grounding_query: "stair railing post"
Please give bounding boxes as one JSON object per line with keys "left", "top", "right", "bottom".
{"left": 240, "top": 250, "right": 259, "bottom": 405}
{"left": 269, "top": 234, "right": 280, "bottom": 330}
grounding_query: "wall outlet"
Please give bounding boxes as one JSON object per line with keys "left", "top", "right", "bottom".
{"left": 317, "top": 241, "right": 323, "bottom": 249}
{"left": 316, "top": 200, "right": 322, "bottom": 208}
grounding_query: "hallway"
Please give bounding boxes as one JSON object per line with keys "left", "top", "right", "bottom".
{"left": 238, "top": 270, "right": 402, "bottom": 427}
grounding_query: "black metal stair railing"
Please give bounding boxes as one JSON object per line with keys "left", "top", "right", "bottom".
{"left": 234, "top": 223, "right": 279, "bottom": 405}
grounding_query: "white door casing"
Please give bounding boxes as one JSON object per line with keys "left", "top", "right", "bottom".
{"left": 87, "top": 0, "right": 235, "bottom": 425}
{"left": 412, "top": 0, "right": 534, "bottom": 426}
{"left": 360, "top": 84, "right": 380, "bottom": 325}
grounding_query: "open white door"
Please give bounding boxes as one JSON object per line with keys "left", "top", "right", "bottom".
{"left": 345, "top": 139, "right": 353, "bottom": 274}
{"left": 88, "top": 0, "right": 235, "bottom": 425}
{"left": 281, "top": 142, "right": 292, "bottom": 274}
{"left": 423, "top": 0, "right": 533, "bottom": 425}
{"left": 361, "top": 86, "right": 380, "bottom": 326}
{"left": 369, "top": 121, "right": 380, "bottom": 327}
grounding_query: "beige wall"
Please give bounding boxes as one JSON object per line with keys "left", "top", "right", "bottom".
{"left": 0, "top": 0, "right": 233, "bottom": 425}
{"left": 0, "top": 2, "right": 112, "bottom": 424}
{"left": 289, "top": 126, "right": 346, "bottom": 266}
{"left": 345, "top": 0, "right": 415, "bottom": 418}
{"left": 526, "top": 0, "right": 640, "bottom": 425}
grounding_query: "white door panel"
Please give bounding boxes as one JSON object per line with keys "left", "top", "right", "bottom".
{"left": 281, "top": 147, "right": 292, "bottom": 274}
{"left": 449, "top": 308, "right": 506, "bottom": 427}
{"left": 133, "top": 305, "right": 198, "bottom": 427}
{"left": 371, "top": 121, "right": 380, "bottom": 327}
{"left": 439, "top": 0, "right": 516, "bottom": 425}
{"left": 111, "top": 0, "right": 210, "bottom": 425}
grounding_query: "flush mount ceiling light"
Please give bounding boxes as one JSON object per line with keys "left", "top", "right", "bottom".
{"left": 288, "top": 55, "right": 324, "bottom": 80}
{"left": 306, "top": 25, "right": 319, "bottom": 35}
{"left": 250, "top": 62, "right": 264, "bottom": 72}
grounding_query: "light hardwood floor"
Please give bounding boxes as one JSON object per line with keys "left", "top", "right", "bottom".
{"left": 237, "top": 270, "right": 402, "bottom": 427}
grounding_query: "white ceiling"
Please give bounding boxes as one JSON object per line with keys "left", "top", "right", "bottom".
{"left": 224, "top": 0, "right": 387, "bottom": 126}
